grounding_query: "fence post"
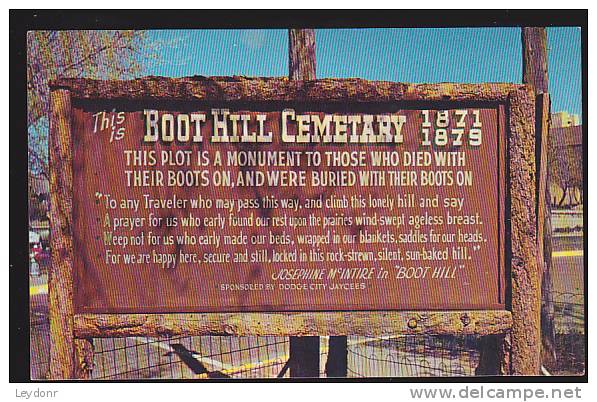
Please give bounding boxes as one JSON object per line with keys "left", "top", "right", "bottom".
{"left": 522, "top": 27, "right": 557, "bottom": 370}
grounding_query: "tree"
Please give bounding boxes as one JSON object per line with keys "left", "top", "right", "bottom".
{"left": 27, "top": 30, "right": 150, "bottom": 179}
{"left": 549, "top": 142, "right": 583, "bottom": 207}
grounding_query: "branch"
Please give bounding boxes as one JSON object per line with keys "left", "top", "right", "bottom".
{"left": 28, "top": 139, "right": 49, "bottom": 181}
{"left": 58, "top": 31, "right": 128, "bottom": 76}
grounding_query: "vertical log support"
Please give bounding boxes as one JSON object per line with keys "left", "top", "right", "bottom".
{"left": 522, "top": 27, "right": 556, "bottom": 371}
{"left": 507, "top": 83, "right": 541, "bottom": 374}
{"left": 48, "top": 88, "right": 75, "bottom": 379}
{"left": 523, "top": 28, "right": 549, "bottom": 93}
{"left": 289, "top": 336, "right": 320, "bottom": 377}
{"left": 288, "top": 28, "right": 325, "bottom": 378}
{"left": 289, "top": 29, "right": 316, "bottom": 80}
{"left": 326, "top": 336, "right": 348, "bottom": 377}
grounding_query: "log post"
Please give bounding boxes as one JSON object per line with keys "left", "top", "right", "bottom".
{"left": 522, "top": 27, "right": 557, "bottom": 371}
{"left": 289, "top": 336, "right": 320, "bottom": 378}
{"left": 289, "top": 29, "right": 316, "bottom": 80}
{"left": 326, "top": 336, "right": 348, "bottom": 377}
{"left": 288, "top": 28, "right": 324, "bottom": 378}
{"left": 507, "top": 86, "right": 541, "bottom": 376}
{"left": 48, "top": 88, "right": 75, "bottom": 379}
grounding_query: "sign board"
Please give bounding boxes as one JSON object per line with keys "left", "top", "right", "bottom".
{"left": 48, "top": 78, "right": 539, "bottom": 376}
{"left": 72, "top": 101, "right": 505, "bottom": 313}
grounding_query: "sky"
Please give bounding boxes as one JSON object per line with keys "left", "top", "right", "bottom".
{"left": 144, "top": 27, "right": 582, "bottom": 117}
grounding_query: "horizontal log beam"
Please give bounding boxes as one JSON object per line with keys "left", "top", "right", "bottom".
{"left": 50, "top": 76, "right": 523, "bottom": 103}
{"left": 74, "top": 310, "right": 512, "bottom": 338}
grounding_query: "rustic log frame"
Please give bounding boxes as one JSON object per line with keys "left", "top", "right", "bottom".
{"left": 48, "top": 88, "right": 75, "bottom": 379}
{"left": 48, "top": 76, "right": 538, "bottom": 378}
{"left": 73, "top": 310, "right": 514, "bottom": 338}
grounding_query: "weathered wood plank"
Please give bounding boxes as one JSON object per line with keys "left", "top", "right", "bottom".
{"left": 74, "top": 311, "right": 513, "bottom": 338}
{"left": 50, "top": 77, "right": 522, "bottom": 102}
{"left": 48, "top": 88, "right": 75, "bottom": 379}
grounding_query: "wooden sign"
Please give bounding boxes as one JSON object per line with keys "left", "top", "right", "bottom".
{"left": 49, "top": 77, "right": 539, "bottom": 377}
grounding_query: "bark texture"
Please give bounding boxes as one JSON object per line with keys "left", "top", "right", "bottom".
{"left": 508, "top": 87, "right": 541, "bottom": 375}
{"left": 50, "top": 77, "right": 522, "bottom": 103}
{"left": 523, "top": 27, "right": 557, "bottom": 371}
{"left": 522, "top": 28, "right": 549, "bottom": 95}
{"left": 74, "top": 311, "right": 513, "bottom": 338}
{"left": 289, "top": 29, "right": 316, "bottom": 80}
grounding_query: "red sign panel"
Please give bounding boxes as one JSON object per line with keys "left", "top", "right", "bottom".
{"left": 72, "top": 102, "right": 505, "bottom": 313}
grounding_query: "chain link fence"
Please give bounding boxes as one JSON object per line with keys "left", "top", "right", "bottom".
{"left": 91, "top": 335, "right": 289, "bottom": 379}
{"left": 347, "top": 335, "right": 482, "bottom": 377}
{"left": 544, "top": 291, "right": 585, "bottom": 375}
{"left": 30, "top": 302, "right": 49, "bottom": 380}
